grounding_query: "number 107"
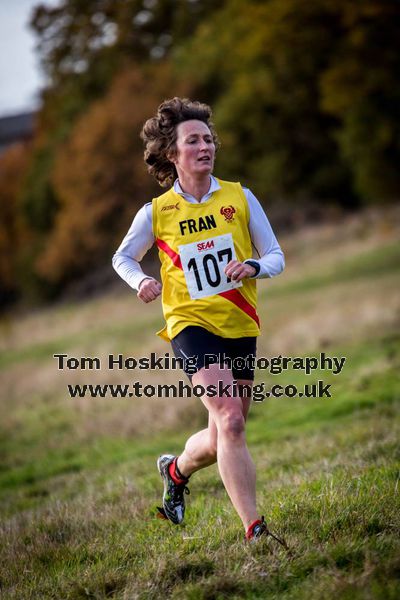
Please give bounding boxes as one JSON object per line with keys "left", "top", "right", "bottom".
{"left": 187, "top": 247, "right": 233, "bottom": 291}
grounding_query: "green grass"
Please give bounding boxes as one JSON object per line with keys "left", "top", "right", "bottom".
{"left": 262, "top": 240, "right": 400, "bottom": 299}
{"left": 0, "top": 212, "right": 399, "bottom": 599}
{"left": 1, "top": 334, "right": 399, "bottom": 599}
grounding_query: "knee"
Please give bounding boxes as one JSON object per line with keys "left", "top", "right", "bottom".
{"left": 219, "top": 411, "right": 245, "bottom": 442}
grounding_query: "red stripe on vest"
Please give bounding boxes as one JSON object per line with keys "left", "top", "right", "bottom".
{"left": 156, "top": 238, "right": 182, "bottom": 270}
{"left": 156, "top": 237, "right": 259, "bottom": 327}
{"left": 219, "top": 289, "right": 260, "bottom": 327}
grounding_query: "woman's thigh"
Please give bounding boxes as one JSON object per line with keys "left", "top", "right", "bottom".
{"left": 171, "top": 326, "right": 256, "bottom": 433}
{"left": 236, "top": 379, "right": 253, "bottom": 421}
{"left": 193, "top": 364, "right": 252, "bottom": 425}
{"left": 206, "top": 378, "right": 252, "bottom": 451}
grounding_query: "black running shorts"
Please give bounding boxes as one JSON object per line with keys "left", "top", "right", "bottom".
{"left": 170, "top": 325, "right": 257, "bottom": 381}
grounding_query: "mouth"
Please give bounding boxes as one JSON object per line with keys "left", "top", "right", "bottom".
{"left": 197, "top": 156, "right": 211, "bottom": 162}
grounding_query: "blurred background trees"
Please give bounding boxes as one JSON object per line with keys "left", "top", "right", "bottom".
{"left": 1, "top": 0, "right": 399, "bottom": 306}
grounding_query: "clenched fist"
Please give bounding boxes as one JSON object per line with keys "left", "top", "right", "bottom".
{"left": 137, "top": 278, "right": 162, "bottom": 303}
{"left": 224, "top": 260, "right": 256, "bottom": 282}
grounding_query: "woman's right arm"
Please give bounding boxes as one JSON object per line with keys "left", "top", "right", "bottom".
{"left": 112, "top": 203, "right": 162, "bottom": 301}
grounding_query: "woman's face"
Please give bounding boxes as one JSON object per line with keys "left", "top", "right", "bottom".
{"left": 171, "top": 119, "right": 216, "bottom": 179}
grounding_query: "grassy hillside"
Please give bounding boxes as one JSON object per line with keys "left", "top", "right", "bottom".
{"left": 0, "top": 206, "right": 399, "bottom": 599}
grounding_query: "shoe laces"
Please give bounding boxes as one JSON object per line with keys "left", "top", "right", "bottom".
{"left": 170, "top": 481, "right": 190, "bottom": 506}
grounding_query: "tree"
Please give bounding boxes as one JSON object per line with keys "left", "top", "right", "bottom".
{"left": 35, "top": 61, "right": 191, "bottom": 287}
{"left": 17, "top": 0, "right": 227, "bottom": 297}
{"left": 320, "top": 0, "right": 400, "bottom": 202}
{"left": 176, "top": 0, "right": 400, "bottom": 205}
{"left": 0, "top": 143, "right": 32, "bottom": 304}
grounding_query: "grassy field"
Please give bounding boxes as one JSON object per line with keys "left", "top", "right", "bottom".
{"left": 0, "top": 206, "right": 399, "bottom": 599}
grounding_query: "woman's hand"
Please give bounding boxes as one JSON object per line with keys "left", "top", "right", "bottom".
{"left": 137, "top": 278, "right": 162, "bottom": 303}
{"left": 224, "top": 260, "right": 256, "bottom": 282}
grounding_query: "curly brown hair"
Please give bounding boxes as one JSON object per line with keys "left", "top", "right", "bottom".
{"left": 140, "top": 97, "right": 220, "bottom": 188}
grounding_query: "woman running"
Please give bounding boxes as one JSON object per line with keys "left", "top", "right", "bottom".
{"left": 113, "top": 97, "right": 285, "bottom": 541}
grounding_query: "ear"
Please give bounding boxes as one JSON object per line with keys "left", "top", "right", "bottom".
{"left": 167, "top": 150, "right": 177, "bottom": 164}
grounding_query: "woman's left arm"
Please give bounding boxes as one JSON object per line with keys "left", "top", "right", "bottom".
{"left": 243, "top": 188, "right": 285, "bottom": 278}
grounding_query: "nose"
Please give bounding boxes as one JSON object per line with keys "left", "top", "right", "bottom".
{"left": 199, "top": 138, "right": 209, "bottom": 151}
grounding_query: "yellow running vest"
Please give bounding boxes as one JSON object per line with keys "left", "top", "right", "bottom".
{"left": 152, "top": 178, "right": 260, "bottom": 341}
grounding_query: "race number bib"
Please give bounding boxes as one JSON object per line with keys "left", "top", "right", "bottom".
{"left": 179, "top": 233, "right": 242, "bottom": 299}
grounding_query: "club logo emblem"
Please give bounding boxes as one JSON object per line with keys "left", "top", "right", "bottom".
{"left": 220, "top": 205, "right": 236, "bottom": 222}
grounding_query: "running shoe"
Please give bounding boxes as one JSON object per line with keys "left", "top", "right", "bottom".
{"left": 245, "top": 516, "right": 289, "bottom": 549}
{"left": 157, "top": 454, "right": 190, "bottom": 524}
{"left": 246, "top": 516, "right": 268, "bottom": 540}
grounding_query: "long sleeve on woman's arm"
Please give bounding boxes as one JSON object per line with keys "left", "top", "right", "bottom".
{"left": 112, "top": 203, "right": 155, "bottom": 291}
{"left": 245, "top": 188, "right": 285, "bottom": 278}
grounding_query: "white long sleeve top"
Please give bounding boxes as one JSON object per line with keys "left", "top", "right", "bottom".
{"left": 112, "top": 175, "right": 285, "bottom": 291}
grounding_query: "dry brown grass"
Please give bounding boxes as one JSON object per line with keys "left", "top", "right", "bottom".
{"left": 1, "top": 204, "right": 399, "bottom": 440}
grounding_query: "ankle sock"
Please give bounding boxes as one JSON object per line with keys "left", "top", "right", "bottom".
{"left": 245, "top": 517, "right": 264, "bottom": 540}
{"left": 168, "top": 457, "right": 189, "bottom": 484}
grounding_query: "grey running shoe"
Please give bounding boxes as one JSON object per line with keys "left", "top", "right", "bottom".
{"left": 157, "top": 454, "right": 190, "bottom": 524}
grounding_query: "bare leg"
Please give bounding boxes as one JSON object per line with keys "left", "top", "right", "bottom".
{"left": 177, "top": 413, "right": 218, "bottom": 477}
{"left": 191, "top": 364, "right": 258, "bottom": 530}
{"left": 177, "top": 379, "right": 252, "bottom": 478}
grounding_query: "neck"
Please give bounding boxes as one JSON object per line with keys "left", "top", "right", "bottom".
{"left": 177, "top": 174, "right": 211, "bottom": 202}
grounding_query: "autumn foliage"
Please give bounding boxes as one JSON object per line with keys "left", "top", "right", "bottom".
{"left": 37, "top": 63, "right": 190, "bottom": 285}
{"left": 0, "top": 143, "right": 32, "bottom": 303}
{"left": 1, "top": 0, "right": 399, "bottom": 305}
